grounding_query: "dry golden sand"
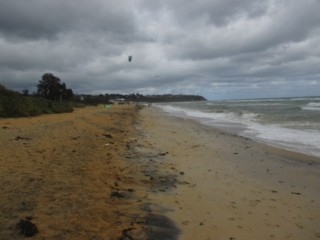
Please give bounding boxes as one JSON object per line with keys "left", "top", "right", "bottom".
{"left": 1, "top": 105, "right": 320, "bottom": 240}
{"left": 136, "top": 107, "right": 320, "bottom": 240}
{"left": 0, "top": 105, "right": 153, "bottom": 240}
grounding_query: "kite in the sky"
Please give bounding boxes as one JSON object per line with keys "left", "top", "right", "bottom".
{"left": 128, "top": 56, "right": 132, "bottom": 62}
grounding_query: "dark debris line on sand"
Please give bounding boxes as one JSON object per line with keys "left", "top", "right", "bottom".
{"left": 114, "top": 128, "right": 182, "bottom": 240}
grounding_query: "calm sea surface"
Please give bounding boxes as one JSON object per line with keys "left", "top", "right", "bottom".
{"left": 156, "top": 96, "right": 320, "bottom": 157}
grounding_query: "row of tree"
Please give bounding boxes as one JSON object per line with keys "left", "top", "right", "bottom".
{"left": 74, "top": 93, "right": 206, "bottom": 105}
{"left": 35, "top": 73, "right": 206, "bottom": 104}
{"left": 1, "top": 72, "right": 207, "bottom": 117}
{"left": 31, "top": 73, "right": 207, "bottom": 104}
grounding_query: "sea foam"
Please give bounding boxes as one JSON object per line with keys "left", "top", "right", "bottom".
{"left": 158, "top": 103, "right": 320, "bottom": 157}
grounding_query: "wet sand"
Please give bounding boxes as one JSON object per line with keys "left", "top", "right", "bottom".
{"left": 1, "top": 105, "right": 320, "bottom": 240}
{"left": 136, "top": 106, "right": 320, "bottom": 240}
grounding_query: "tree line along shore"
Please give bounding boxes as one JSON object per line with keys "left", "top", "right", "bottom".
{"left": 1, "top": 73, "right": 206, "bottom": 118}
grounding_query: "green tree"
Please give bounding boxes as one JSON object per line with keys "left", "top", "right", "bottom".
{"left": 37, "top": 73, "right": 73, "bottom": 101}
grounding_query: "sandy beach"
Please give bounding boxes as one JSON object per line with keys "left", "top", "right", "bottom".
{"left": 1, "top": 105, "right": 319, "bottom": 240}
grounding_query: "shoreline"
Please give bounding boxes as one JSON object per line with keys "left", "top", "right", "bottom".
{"left": 137, "top": 106, "right": 320, "bottom": 240}
{"left": 156, "top": 104, "right": 320, "bottom": 158}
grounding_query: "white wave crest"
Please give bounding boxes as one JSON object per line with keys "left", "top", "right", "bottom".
{"left": 301, "top": 102, "right": 320, "bottom": 111}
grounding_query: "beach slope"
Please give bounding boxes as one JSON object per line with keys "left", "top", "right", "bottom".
{"left": 136, "top": 107, "right": 320, "bottom": 240}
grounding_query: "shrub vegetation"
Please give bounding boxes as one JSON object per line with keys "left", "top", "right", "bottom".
{"left": 0, "top": 84, "right": 73, "bottom": 118}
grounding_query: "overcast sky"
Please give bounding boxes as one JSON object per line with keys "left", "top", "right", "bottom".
{"left": 1, "top": 0, "right": 319, "bottom": 100}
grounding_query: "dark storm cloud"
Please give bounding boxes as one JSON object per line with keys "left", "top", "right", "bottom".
{"left": 0, "top": 0, "right": 319, "bottom": 99}
{"left": 0, "top": 0, "right": 136, "bottom": 40}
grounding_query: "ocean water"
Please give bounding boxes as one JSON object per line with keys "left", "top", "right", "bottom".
{"left": 156, "top": 96, "right": 320, "bottom": 157}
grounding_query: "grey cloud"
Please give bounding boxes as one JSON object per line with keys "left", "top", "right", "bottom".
{"left": 0, "top": 0, "right": 136, "bottom": 41}
{"left": 164, "top": 0, "right": 320, "bottom": 61}
{"left": 139, "top": 0, "right": 267, "bottom": 26}
{"left": 0, "top": 0, "right": 319, "bottom": 99}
